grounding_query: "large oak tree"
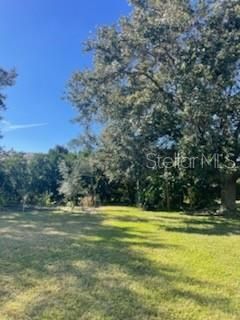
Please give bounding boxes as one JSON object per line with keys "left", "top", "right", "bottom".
{"left": 67, "top": 0, "right": 240, "bottom": 214}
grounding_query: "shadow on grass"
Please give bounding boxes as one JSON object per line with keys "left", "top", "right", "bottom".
{"left": 0, "top": 209, "right": 237, "bottom": 319}
{"left": 164, "top": 216, "right": 240, "bottom": 236}
{"left": 106, "top": 211, "right": 240, "bottom": 236}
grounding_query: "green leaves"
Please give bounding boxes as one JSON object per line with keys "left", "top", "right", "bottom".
{"left": 66, "top": 0, "right": 240, "bottom": 211}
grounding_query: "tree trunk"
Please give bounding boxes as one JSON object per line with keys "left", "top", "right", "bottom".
{"left": 221, "top": 174, "right": 237, "bottom": 214}
{"left": 90, "top": 175, "right": 96, "bottom": 207}
{"left": 165, "top": 180, "right": 170, "bottom": 211}
{"left": 164, "top": 170, "right": 171, "bottom": 211}
{"left": 136, "top": 178, "right": 141, "bottom": 207}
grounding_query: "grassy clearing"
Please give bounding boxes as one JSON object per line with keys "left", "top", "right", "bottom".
{"left": 0, "top": 206, "right": 240, "bottom": 320}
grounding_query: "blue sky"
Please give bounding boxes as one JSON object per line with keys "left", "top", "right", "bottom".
{"left": 0, "top": 0, "right": 130, "bottom": 152}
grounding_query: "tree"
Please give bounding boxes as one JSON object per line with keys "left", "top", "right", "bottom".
{"left": 67, "top": 0, "right": 191, "bottom": 208}
{"left": 0, "top": 67, "right": 16, "bottom": 137}
{"left": 178, "top": 0, "right": 240, "bottom": 213}
{"left": 59, "top": 152, "right": 94, "bottom": 206}
{"left": 0, "top": 147, "right": 70, "bottom": 208}
{"left": 0, "top": 151, "right": 30, "bottom": 206}
{"left": 28, "top": 146, "right": 69, "bottom": 204}
{"left": 67, "top": 0, "right": 240, "bottom": 214}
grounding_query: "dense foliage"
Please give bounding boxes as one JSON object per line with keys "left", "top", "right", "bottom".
{"left": 0, "top": 147, "right": 68, "bottom": 206}
{"left": 0, "top": 67, "right": 16, "bottom": 137}
{"left": 0, "top": 1, "right": 239, "bottom": 214}
{"left": 0, "top": 147, "right": 136, "bottom": 207}
{"left": 66, "top": 0, "right": 240, "bottom": 214}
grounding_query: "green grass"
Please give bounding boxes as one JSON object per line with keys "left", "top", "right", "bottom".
{"left": 0, "top": 206, "right": 240, "bottom": 320}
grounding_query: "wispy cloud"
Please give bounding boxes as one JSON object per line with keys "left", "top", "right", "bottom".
{"left": 1, "top": 120, "right": 48, "bottom": 132}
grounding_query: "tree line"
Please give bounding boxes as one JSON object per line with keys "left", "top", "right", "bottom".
{"left": 0, "top": 0, "right": 239, "bottom": 214}
{"left": 0, "top": 147, "right": 140, "bottom": 208}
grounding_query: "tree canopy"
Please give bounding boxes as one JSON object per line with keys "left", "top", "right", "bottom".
{"left": 67, "top": 0, "right": 240, "bottom": 214}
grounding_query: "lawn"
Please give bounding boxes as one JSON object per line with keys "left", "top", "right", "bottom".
{"left": 0, "top": 206, "right": 240, "bottom": 320}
